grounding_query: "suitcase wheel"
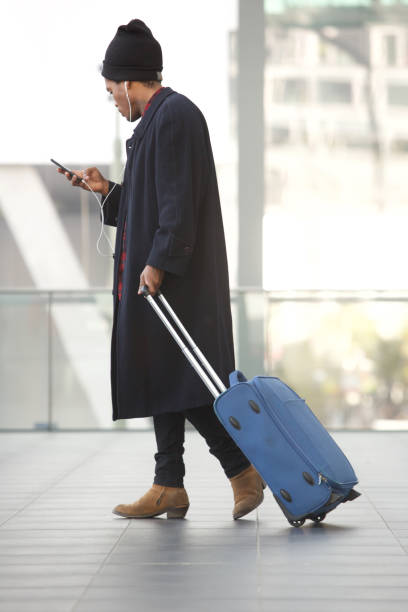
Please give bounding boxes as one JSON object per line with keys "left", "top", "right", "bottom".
{"left": 288, "top": 519, "right": 305, "bottom": 528}
{"left": 311, "top": 513, "right": 326, "bottom": 523}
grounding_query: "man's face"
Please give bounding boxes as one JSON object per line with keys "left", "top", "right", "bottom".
{"left": 105, "top": 79, "right": 141, "bottom": 122}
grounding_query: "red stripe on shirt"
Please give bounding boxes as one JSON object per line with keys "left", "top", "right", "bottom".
{"left": 117, "top": 86, "right": 164, "bottom": 301}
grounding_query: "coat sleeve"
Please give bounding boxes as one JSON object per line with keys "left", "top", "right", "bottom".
{"left": 100, "top": 181, "right": 122, "bottom": 227}
{"left": 145, "top": 102, "right": 208, "bottom": 276}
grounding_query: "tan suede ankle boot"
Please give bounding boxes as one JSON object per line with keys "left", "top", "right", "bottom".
{"left": 229, "top": 465, "right": 265, "bottom": 520}
{"left": 112, "top": 484, "right": 189, "bottom": 519}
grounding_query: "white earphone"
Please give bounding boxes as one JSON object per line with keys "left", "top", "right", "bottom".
{"left": 124, "top": 81, "right": 132, "bottom": 122}
{"left": 78, "top": 80, "right": 132, "bottom": 257}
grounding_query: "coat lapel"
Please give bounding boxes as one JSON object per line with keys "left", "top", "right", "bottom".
{"left": 132, "top": 87, "right": 175, "bottom": 142}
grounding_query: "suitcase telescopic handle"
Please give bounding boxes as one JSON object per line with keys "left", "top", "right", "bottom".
{"left": 141, "top": 285, "right": 226, "bottom": 399}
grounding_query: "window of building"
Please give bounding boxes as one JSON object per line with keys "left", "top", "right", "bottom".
{"left": 384, "top": 34, "right": 397, "bottom": 66}
{"left": 274, "top": 78, "right": 308, "bottom": 104}
{"left": 388, "top": 83, "right": 408, "bottom": 106}
{"left": 318, "top": 80, "right": 352, "bottom": 104}
{"left": 270, "top": 125, "right": 290, "bottom": 145}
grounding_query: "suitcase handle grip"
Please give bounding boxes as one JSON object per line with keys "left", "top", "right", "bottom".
{"left": 140, "top": 285, "right": 227, "bottom": 399}
{"left": 141, "top": 285, "right": 152, "bottom": 297}
{"left": 229, "top": 370, "right": 247, "bottom": 386}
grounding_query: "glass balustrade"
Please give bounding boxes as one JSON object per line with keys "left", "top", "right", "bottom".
{"left": 1, "top": 289, "right": 407, "bottom": 430}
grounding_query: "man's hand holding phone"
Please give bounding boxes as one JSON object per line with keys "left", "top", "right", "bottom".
{"left": 52, "top": 159, "right": 109, "bottom": 196}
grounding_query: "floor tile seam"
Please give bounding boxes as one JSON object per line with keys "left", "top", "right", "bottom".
{"left": 255, "top": 506, "right": 263, "bottom": 600}
{"left": 77, "top": 574, "right": 408, "bottom": 599}
{"left": 67, "top": 583, "right": 408, "bottom": 591}
{"left": 96, "top": 551, "right": 408, "bottom": 574}
{"left": 55, "top": 604, "right": 408, "bottom": 610}
{"left": 382, "top": 521, "right": 408, "bottom": 550}
{"left": 0, "top": 528, "right": 124, "bottom": 533}
{"left": 0, "top": 439, "right": 119, "bottom": 529}
{"left": 0, "top": 580, "right": 96, "bottom": 590}
{"left": 0, "top": 539, "right": 121, "bottom": 545}
{"left": 0, "top": 571, "right": 101, "bottom": 577}
{"left": 69, "top": 519, "right": 131, "bottom": 612}
{"left": 1, "top": 565, "right": 408, "bottom": 574}
{"left": 1, "top": 551, "right": 119, "bottom": 557}
{"left": 79, "top": 563, "right": 407, "bottom": 572}
{"left": 64, "top": 593, "right": 408, "bottom": 602}
{"left": 357, "top": 485, "right": 408, "bottom": 557}
{"left": 55, "top": 560, "right": 406, "bottom": 568}
{"left": 252, "top": 596, "right": 408, "bottom": 602}
{"left": 0, "top": 594, "right": 80, "bottom": 601}
{"left": 76, "top": 589, "right": 408, "bottom": 597}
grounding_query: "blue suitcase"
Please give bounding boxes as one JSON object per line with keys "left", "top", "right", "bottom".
{"left": 143, "top": 288, "right": 361, "bottom": 527}
{"left": 214, "top": 370, "right": 360, "bottom": 526}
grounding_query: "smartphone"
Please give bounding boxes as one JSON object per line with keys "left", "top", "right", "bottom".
{"left": 50, "top": 158, "right": 83, "bottom": 182}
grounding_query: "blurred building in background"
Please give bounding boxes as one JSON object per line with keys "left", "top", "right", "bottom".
{"left": 229, "top": 1, "right": 408, "bottom": 429}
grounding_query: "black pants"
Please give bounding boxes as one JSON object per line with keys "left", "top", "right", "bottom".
{"left": 153, "top": 405, "right": 250, "bottom": 487}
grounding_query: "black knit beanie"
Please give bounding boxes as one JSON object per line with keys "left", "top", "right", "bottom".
{"left": 102, "top": 19, "right": 163, "bottom": 82}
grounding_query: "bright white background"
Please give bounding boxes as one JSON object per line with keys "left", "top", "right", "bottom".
{"left": 0, "top": 0, "right": 237, "bottom": 165}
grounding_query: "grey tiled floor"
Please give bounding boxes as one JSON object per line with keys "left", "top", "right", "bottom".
{"left": 0, "top": 431, "right": 407, "bottom": 612}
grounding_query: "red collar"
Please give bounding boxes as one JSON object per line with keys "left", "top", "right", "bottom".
{"left": 141, "top": 86, "right": 164, "bottom": 117}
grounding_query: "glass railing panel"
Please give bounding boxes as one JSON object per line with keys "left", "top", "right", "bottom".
{"left": 264, "top": 291, "right": 408, "bottom": 429}
{"left": 2, "top": 289, "right": 408, "bottom": 430}
{"left": 49, "top": 290, "right": 113, "bottom": 429}
{"left": 0, "top": 291, "right": 49, "bottom": 429}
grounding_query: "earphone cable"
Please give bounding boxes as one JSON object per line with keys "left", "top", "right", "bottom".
{"left": 80, "top": 81, "right": 132, "bottom": 257}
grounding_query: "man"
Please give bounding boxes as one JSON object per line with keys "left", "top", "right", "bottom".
{"left": 59, "top": 19, "right": 264, "bottom": 520}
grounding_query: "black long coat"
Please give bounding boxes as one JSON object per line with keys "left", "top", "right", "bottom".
{"left": 102, "top": 87, "right": 235, "bottom": 420}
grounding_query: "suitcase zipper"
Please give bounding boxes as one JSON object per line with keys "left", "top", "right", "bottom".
{"left": 318, "top": 473, "right": 327, "bottom": 485}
